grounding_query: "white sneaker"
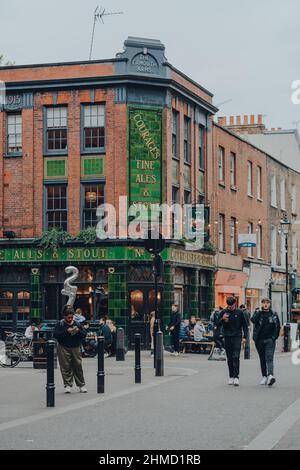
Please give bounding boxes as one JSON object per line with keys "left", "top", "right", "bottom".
{"left": 267, "top": 375, "right": 276, "bottom": 387}
{"left": 174, "top": 352, "right": 179, "bottom": 357}
{"left": 260, "top": 377, "right": 268, "bottom": 386}
{"left": 228, "top": 378, "right": 234, "bottom": 385}
{"left": 79, "top": 386, "right": 88, "bottom": 393}
{"left": 233, "top": 378, "right": 240, "bottom": 387}
{"left": 64, "top": 386, "right": 72, "bottom": 394}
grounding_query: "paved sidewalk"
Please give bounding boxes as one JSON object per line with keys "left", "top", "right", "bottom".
{"left": 0, "top": 350, "right": 300, "bottom": 450}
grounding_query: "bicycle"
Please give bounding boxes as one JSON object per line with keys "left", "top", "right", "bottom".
{"left": 0, "top": 332, "right": 33, "bottom": 368}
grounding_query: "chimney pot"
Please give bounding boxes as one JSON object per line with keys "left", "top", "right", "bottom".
{"left": 230, "top": 116, "right": 234, "bottom": 125}
{"left": 237, "top": 115, "right": 241, "bottom": 125}
{"left": 250, "top": 115, "right": 255, "bottom": 124}
{"left": 257, "top": 114, "right": 263, "bottom": 125}
{"left": 243, "top": 115, "right": 249, "bottom": 125}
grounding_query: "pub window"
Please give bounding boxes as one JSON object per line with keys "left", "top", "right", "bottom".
{"left": 184, "top": 117, "right": 191, "bottom": 163}
{"left": 230, "top": 152, "right": 236, "bottom": 187}
{"left": 7, "top": 113, "right": 22, "bottom": 154}
{"left": 46, "top": 107, "right": 68, "bottom": 152}
{"left": 82, "top": 183, "right": 105, "bottom": 228}
{"left": 46, "top": 185, "right": 68, "bottom": 231}
{"left": 83, "top": 104, "right": 105, "bottom": 151}
{"left": 218, "top": 146, "right": 225, "bottom": 183}
{"left": 230, "top": 217, "right": 237, "bottom": 255}
{"left": 218, "top": 214, "right": 225, "bottom": 252}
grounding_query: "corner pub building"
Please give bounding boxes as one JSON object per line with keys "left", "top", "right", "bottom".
{"left": 0, "top": 37, "right": 217, "bottom": 349}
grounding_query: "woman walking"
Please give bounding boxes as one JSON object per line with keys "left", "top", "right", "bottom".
{"left": 251, "top": 298, "right": 281, "bottom": 387}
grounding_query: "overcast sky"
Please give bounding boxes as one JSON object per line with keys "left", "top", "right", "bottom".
{"left": 1, "top": 0, "right": 300, "bottom": 129}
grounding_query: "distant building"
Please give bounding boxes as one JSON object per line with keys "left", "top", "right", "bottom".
{"left": 217, "top": 115, "right": 300, "bottom": 320}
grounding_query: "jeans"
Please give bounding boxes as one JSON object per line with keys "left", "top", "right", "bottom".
{"left": 171, "top": 328, "right": 180, "bottom": 353}
{"left": 224, "top": 336, "right": 242, "bottom": 379}
{"left": 255, "top": 338, "right": 276, "bottom": 377}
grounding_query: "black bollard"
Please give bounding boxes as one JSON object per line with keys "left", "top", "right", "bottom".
{"left": 116, "top": 328, "right": 125, "bottom": 362}
{"left": 153, "top": 319, "right": 160, "bottom": 369}
{"left": 155, "top": 331, "right": 164, "bottom": 377}
{"left": 284, "top": 323, "right": 291, "bottom": 353}
{"left": 46, "top": 340, "right": 55, "bottom": 408}
{"left": 97, "top": 336, "right": 105, "bottom": 394}
{"left": 134, "top": 333, "right": 142, "bottom": 384}
{"left": 244, "top": 332, "right": 251, "bottom": 360}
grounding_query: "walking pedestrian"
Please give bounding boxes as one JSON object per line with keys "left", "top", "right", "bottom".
{"left": 168, "top": 304, "right": 182, "bottom": 356}
{"left": 251, "top": 298, "right": 281, "bottom": 387}
{"left": 217, "top": 297, "right": 248, "bottom": 387}
{"left": 54, "top": 305, "right": 88, "bottom": 394}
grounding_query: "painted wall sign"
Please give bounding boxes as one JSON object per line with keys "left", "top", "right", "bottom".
{"left": 131, "top": 53, "right": 159, "bottom": 75}
{"left": 128, "top": 107, "right": 163, "bottom": 220}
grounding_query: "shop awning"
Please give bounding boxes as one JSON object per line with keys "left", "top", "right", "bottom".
{"left": 215, "top": 271, "right": 248, "bottom": 294}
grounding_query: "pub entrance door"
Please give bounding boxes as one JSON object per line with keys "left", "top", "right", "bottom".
{"left": 128, "top": 286, "right": 162, "bottom": 350}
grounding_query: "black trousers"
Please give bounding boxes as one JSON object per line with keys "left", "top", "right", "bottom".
{"left": 171, "top": 328, "right": 180, "bottom": 353}
{"left": 224, "top": 336, "right": 242, "bottom": 379}
{"left": 255, "top": 338, "right": 276, "bottom": 377}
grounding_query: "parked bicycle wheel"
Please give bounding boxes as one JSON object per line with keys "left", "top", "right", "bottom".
{"left": 0, "top": 343, "right": 21, "bottom": 368}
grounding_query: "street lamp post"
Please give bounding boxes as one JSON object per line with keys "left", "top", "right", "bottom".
{"left": 280, "top": 215, "right": 291, "bottom": 323}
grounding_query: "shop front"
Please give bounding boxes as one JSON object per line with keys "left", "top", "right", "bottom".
{"left": 244, "top": 263, "right": 271, "bottom": 313}
{"left": 215, "top": 270, "right": 248, "bottom": 309}
{"left": 0, "top": 243, "right": 216, "bottom": 348}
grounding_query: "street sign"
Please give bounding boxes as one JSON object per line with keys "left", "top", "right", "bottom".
{"left": 238, "top": 234, "right": 257, "bottom": 248}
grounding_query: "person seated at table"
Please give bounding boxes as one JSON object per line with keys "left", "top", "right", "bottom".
{"left": 179, "top": 320, "right": 190, "bottom": 341}
{"left": 24, "top": 321, "right": 38, "bottom": 341}
{"left": 194, "top": 319, "right": 209, "bottom": 342}
{"left": 187, "top": 315, "right": 197, "bottom": 338}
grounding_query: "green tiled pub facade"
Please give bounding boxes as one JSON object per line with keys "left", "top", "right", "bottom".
{"left": 0, "top": 243, "right": 215, "bottom": 349}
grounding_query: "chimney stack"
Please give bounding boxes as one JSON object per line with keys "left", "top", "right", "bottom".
{"left": 243, "top": 115, "right": 249, "bottom": 125}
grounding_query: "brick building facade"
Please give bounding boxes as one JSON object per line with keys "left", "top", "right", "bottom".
{"left": 0, "top": 37, "right": 217, "bottom": 347}
{"left": 210, "top": 122, "right": 270, "bottom": 310}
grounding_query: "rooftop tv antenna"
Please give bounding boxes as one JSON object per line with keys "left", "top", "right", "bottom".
{"left": 89, "top": 6, "right": 124, "bottom": 60}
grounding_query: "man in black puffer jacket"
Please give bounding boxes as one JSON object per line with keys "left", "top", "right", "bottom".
{"left": 251, "top": 298, "right": 281, "bottom": 387}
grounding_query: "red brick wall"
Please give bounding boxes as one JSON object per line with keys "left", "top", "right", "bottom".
{"left": 210, "top": 123, "right": 269, "bottom": 262}
{"left": 0, "top": 87, "right": 128, "bottom": 238}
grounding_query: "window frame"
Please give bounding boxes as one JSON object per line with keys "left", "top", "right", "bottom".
{"left": 199, "top": 125, "right": 205, "bottom": 170}
{"left": 247, "top": 161, "right": 253, "bottom": 197}
{"left": 218, "top": 146, "right": 225, "bottom": 184}
{"left": 256, "top": 166, "right": 262, "bottom": 200}
{"left": 271, "top": 174, "right": 277, "bottom": 208}
{"left": 218, "top": 214, "right": 225, "bottom": 252}
{"left": 81, "top": 180, "right": 106, "bottom": 230}
{"left": 184, "top": 116, "right": 191, "bottom": 164}
{"left": 280, "top": 178, "right": 286, "bottom": 211}
{"left": 172, "top": 109, "right": 179, "bottom": 160}
{"left": 6, "top": 112, "right": 22, "bottom": 157}
{"left": 44, "top": 106, "right": 68, "bottom": 156}
{"left": 81, "top": 103, "right": 106, "bottom": 155}
{"left": 44, "top": 182, "right": 68, "bottom": 231}
{"left": 229, "top": 152, "right": 236, "bottom": 188}
{"left": 230, "top": 217, "right": 237, "bottom": 255}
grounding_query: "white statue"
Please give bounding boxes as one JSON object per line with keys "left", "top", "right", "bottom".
{"left": 61, "top": 266, "right": 79, "bottom": 307}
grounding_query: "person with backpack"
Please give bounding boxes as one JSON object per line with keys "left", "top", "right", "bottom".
{"left": 251, "top": 298, "right": 281, "bottom": 387}
{"left": 54, "top": 305, "right": 88, "bottom": 394}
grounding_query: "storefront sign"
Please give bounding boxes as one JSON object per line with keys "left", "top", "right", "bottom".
{"left": 128, "top": 107, "right": 162, "bottom": 220}
{"left": 168, "top": 249, "right": 215, "bottom": 268}
{"left": 0, "top": 246, "right": 215, "bottom": 268}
